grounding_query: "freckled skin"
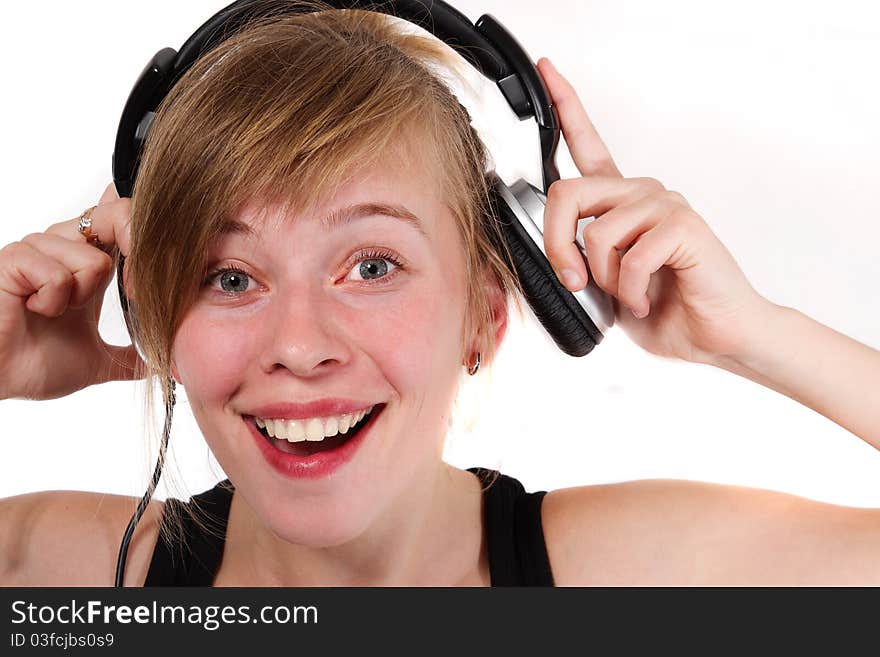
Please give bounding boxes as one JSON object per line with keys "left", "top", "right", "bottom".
{"left": 171, "top": 154, "right": 473, "bottom": 555}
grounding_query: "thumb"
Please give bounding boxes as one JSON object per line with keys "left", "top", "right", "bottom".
{"left": 98, "top": 182, "right": 119, "bottom": 206}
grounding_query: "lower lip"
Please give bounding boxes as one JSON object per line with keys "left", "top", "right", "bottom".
{"left": 244, "top": 405, "right": 384, "bottom": 479}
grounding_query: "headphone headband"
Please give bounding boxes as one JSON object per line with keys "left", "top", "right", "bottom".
{"left": 112, "top": 0, "right": 560, "bottom": 198}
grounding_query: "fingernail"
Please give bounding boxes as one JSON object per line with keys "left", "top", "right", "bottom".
{"left": 560, "top": 268, "right": 582, "bottom": 291}
{"left": 632, "top": 306, "right": 648, "bottom": 319}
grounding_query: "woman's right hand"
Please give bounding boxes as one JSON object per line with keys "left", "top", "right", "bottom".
{"left": 0, "top": 183, "right": 145, "bottom": 401}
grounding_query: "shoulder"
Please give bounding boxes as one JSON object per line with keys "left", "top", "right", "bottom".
{"left": 0, "top": 489, "right": 165, "bottom": 586}
{"left": 540, "top": 477, "right": 880, "bottom": 585}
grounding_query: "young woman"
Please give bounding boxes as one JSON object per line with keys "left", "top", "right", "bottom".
{"left": 1, "top": 4, "right": 878, "bottom": 586}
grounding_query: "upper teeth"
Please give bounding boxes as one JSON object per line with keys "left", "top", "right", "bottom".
{"left": 255, "top": 405, "right": 375, "bottom": 442}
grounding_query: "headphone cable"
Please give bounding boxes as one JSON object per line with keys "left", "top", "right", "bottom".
{"left": 114, "top": 378, "right": 176, "bottom": 587}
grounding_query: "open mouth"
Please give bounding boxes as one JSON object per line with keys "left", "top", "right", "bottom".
{"left": 248, "top": 404, "right": 385, "bottom": 458}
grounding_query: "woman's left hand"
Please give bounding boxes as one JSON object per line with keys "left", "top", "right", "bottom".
{"left": 536, "top": 57, "right": 773, "bottom": 366}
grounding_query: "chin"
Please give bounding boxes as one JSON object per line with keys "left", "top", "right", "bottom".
{"left": 255, "top": 496, "right": 378, "bottom": 548}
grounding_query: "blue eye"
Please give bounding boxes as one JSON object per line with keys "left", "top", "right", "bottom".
{"left": 345, "top": 248, "right": 404, "bottom": 284}
{"left": 203, "top": 267, "right": 252, "bottom": 296}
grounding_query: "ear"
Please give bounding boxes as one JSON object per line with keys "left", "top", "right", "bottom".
{"left": 475, "top": 268, "right": 509, "bottom": 361}
{"left": 487, "top": 274, "right": 508, "bottom": 350}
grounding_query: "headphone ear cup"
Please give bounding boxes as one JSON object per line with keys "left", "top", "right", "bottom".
{"left": 487, "top": 182, "right": 602, "bottom": 357}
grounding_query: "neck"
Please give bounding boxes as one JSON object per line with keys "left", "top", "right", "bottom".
{"left": 222, "top": 463, "right": 487, "bottom": 586}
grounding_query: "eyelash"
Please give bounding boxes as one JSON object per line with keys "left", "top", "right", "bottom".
{"left": 202, "top": 247, "right": 406, "bottom": 296}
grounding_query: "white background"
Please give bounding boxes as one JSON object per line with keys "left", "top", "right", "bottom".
{"left": 1, "top": 0, "right": 878, "bottom": 505}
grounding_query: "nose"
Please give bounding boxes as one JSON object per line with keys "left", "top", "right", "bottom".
{"left": 257, "top": 286, "right": 352, "bottom": 377}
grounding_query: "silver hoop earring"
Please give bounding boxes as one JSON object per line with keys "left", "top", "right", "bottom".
{"left": 467, "top": 351, "right": 481, "bottom": 376}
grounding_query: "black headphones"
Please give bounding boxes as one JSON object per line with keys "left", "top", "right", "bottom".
{"left": 110, "top": 0, "right": 615, "bottom": 586}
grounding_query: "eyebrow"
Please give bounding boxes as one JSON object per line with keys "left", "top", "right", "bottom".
{"left": 219, "top": 202, "right": 428, "bottom": 239}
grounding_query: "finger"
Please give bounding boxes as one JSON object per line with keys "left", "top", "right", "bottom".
{"left": 536, "top": 57, "right": 622, "bottom": 178}
{"left": 581, "top": 194, "right": 682, "bottom": 298}
{"left": 0, "top": 241, "right": 76, "bottom": 317}
{"left": 617, "top": 219, "right": 691, "bottom": 318}
{"left": 46, "top": 197, "right": 133, "bottom": 257}
{"left": 20, "top": 232, "right": 114, "bottom": 308}
{"left": 543, "top": 176, "right": 664, "bottom": 290}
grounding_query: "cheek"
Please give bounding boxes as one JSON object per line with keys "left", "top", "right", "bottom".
{"left": 332, "top": 285, "right": 465, "bottom": 400}
{"left": 172, "top": 313, "right": 256, "bottom": 408}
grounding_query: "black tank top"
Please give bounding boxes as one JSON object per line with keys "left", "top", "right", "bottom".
{"left": 144, "top": 467, "right": 555, "bottom": 586}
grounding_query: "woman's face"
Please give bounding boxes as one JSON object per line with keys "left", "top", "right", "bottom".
{"left": 171, "top": 153, "right": 473, "bottom": 546}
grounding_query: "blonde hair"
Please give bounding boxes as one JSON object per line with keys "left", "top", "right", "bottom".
{"left": 121, "top": 0, "right": 525, "bottom": 542}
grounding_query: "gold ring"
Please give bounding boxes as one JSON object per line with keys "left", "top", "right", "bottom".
{"left": 77, "top": 205, "right": 108, "bottom": 252}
